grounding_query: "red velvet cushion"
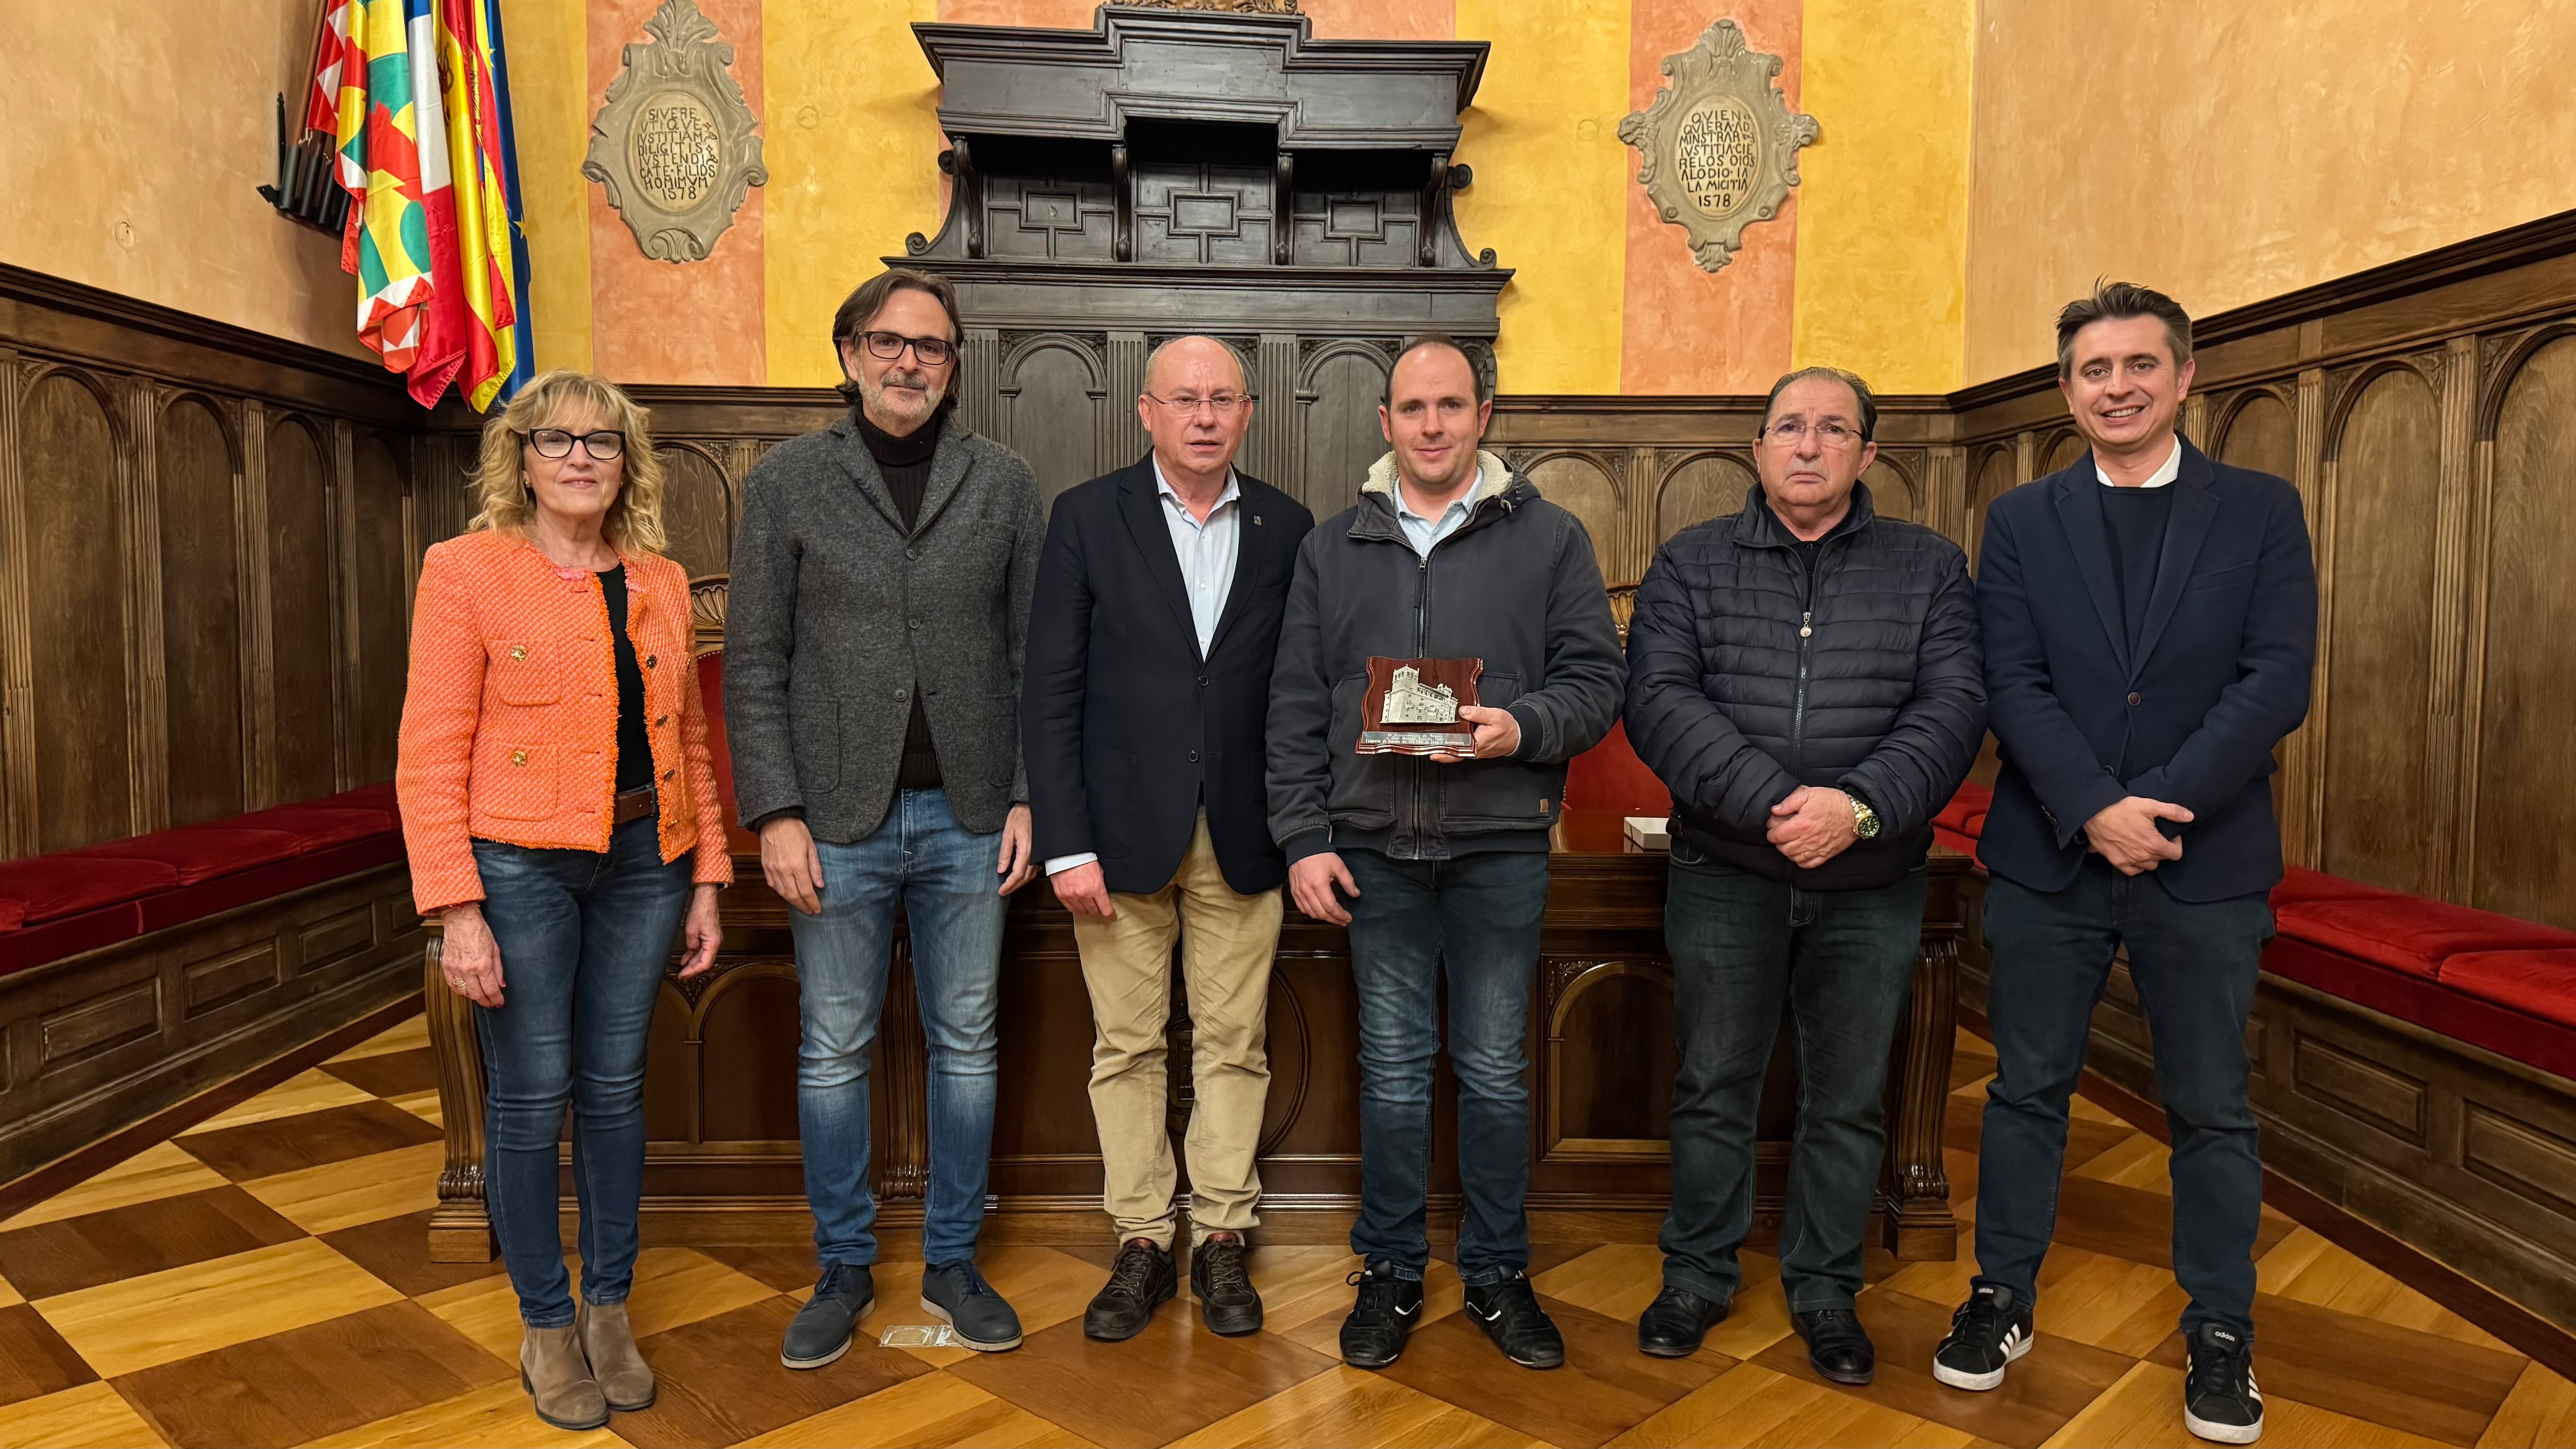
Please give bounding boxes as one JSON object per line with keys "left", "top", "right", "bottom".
{"left": 1932, "top": 825, "right": 1984, "bottom": 864}
{"left": 2265, "top": 936, "right": 2576, "bottom": 1082}
{"left": 2442, "top": 949, "right": 2576, "bottom": 1033}
{"left": 2268, "top": 865, "right": 2401, "bottom": 909}
{"left": 137, "top": 833, "right": 406, "bottom": 933}
{"left": 226, "top": 800, "right": 396, "bottom": 852}
{"left": 0, "top": 904, "right": 145, "bottom": 977}
{"left": 335, "top": 780, "right": 401, "bottom": 822}
{"left": 2273, "top": 894, "right": 2576, "bottom": 981}
{"left": 1935, "top": 782, "right": 1992, "bottom": 834}
{"left": 0, "top": 856, "right": 179, "bottom": 930}
{"left": 699, "top": 651, "right": 740, "bottom": 827}
{"left": 69, "top": 825, "right": 308, "bottom": 885}
{"left": 1562, "top": 720, "right": 1672, "bottom": 817}
{"left": 1960, "top": 810, "right": 1988, "bottom": 840}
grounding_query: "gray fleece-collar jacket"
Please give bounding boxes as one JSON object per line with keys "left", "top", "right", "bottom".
{"left": 1266, "top": 450, "right": 1626, "bottom": 862}
{"left": 724, "top": 411, "right": 1044, "bottom": 842}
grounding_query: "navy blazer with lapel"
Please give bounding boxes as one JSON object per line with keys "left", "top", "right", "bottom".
{"left": 1975, "top": 437, "right": 2317, "bottom": 901}
{"left": 1022, "top": 457, "right": 1315, "bottom": 896}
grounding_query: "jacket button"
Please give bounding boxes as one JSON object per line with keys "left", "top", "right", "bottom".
{"left": 645, "top": 654, "right": 657, "bottom": 669}
{"left": 895, "top": 688, "right": 908, "bottom": 701}
{"left": 1188, "top": 750, "right": 1200, "bottom": 764}
{"left": 1198, "top": 675, "right": 1210, "bottom": 688}
{"left": 663, "top": 769, "right": 675, "bottom": 781}
{"left": 507, "top": 645, "right": 527, "bottom": 661}
{"left": 655, "top": 714, "right": 668, "bottom": 727}
{"left": 2127, "top": 691, "right": 2143, "bottom": 706}
{"left": 510, "top": 749, "right": 527, "bottom": 766}
{"left": 906, "top": 547, "right": 920, "bottom": 561}
{"left": 909, "top": 619, "right": 922, "bottom": 629}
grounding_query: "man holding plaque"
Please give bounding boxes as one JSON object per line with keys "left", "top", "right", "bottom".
{"left": 1268, "top": 336, "right": 1625, "bottom": 1372}
{"left": 1623, "top": 367, "right": 1985, "bottom": 1382}
{"left": 1024, "top": 336, "right": 1314, "bottom": 1342}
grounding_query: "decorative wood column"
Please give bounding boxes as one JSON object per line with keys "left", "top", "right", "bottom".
{"left": 423, "top": 922, "right": 498, "bottom": 1263}
{"left": 1880, "top": 857, "right": 1965, "bottom": 1258}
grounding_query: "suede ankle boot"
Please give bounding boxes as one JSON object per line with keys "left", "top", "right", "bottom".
{"left": 578, "top": 1299, "right": 656, "bottom": 1411}
{"left": 520, "top": 1323, "right": 608, "bottom": 1431}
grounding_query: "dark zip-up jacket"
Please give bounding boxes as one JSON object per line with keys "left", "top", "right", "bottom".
{"left": 1267, "top": 451, "right": 1626, "bottom": 863}
{"left": 1624, "top": 482, "right": 1986, "bottom": 889}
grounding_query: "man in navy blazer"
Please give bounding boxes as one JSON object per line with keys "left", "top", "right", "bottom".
{"left": 1930, "top": 284, "right": 2315, "bottom": 1446}
{"left": 1022, "top": 336, "right": 1314, "bottom": 1343}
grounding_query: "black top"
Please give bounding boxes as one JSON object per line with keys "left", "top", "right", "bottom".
{"left": 2098, "top": 482, "right": 2176, "bottom": 653}
{"left": 857, "top": 409, "right": 944, "bottom": 791}
{"left": 599, "top": 567, "right": 655, "bottom": 794}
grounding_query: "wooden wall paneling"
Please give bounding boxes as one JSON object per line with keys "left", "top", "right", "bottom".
{"left": 155, "top": 394, "right": 247, "bottom": 825}
{"left": 1104, "top": 330, "right": 1149, "bottom": 479}
{"left": 239, "top": 400, "right": 277, "bottom": 810}
{"left": 2469, "top": 330, "right": 2576, "bottom": 927}
{"left": 656, "top": 441, "right": 735, "bottom": 582}
{"left": 264, "top": 414, "right": 340, "bottom": 806}
{"left": 1517, "top": 451, "right": 1623, "bottom": 585}
{"left": 2317, "top": 362, "right": 2444, "bottom": 894}
{"left": 0, "top": 347, "right": 28, "bottom": 858}
{"left": 2287, "top": 366, "right": 2332, "bottom": 867}
{"left": 2215, "top": 389, "right": 2302, "bottom": 824}
{"left": 1296, "top": 339, "right": 1393, "bottom": 519}
{"left": 20, "top": 366, "right": 134, "bottom": 854}
{"left": 349, "top": 435, "right": 409, "bottom": 785}
{"left": 1925, "top": 445, "right": 1967, "bottom": 548}
{"left": 1966, "top": 444, "right": 2015, "bottom": 570}
{"left": 1862, "top": 454, "right": 1920, "bottom": 525}
{"left": 331, "top": 419, "right": 360, "bottom": 793}
{"left": 121, "top": 376, "right": 167, "bottom": 837}
{"left": 1246, "top": 332, "right": 1296, "bottom": 489}
{"left": 1001, "top": 333, "right": 1106, "bottom": 510}
{"left": 1651, "top": 451, "right": 1754, "bottom": 553}
{"left": 2421, "top": 337, "right": 2483, "bottom": 898}
{"left": 2040, "top": 428, "right": 2086, "bottom": 475}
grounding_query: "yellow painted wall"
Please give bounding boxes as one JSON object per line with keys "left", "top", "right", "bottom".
{"left": 510, "top": 1, "right": 595, "bottom": 375}
{"left": 1790, "top": 0, "right": 1973, "bottom": 395}
{"left": 762, "top": 0, "right": 943, "bottom": 388}
{"left": 0, "top": 0, "right": 363, "bottom": 356}
{"left": 1964, "top": 0, "right": 2576, "bottom": 383}
{"left": 1452, "top": 0, "right": 1633, "bottom": 394}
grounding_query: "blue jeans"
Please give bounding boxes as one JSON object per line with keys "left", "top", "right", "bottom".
{"left": 471, "top": 814, "right": 690, "bottom": 1328}
{"left": 791, "top": 788, "right": 1006, "bottom": 1269}
{"left": 1342, "top": 847, "right": 1549, "bottom": 1286}
{"left": 1975, "top": 857, "right": 2273, "bottom": 1337}
{"left": 1659, "top": 853, "right": 1927, "bottom": 1311}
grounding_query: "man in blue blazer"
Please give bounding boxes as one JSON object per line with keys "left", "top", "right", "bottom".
{"left": 1930, "top": 284, "right": 2316, "bottom": 1446}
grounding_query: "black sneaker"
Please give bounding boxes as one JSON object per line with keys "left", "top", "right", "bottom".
{"left": 1083, "top": 1238, "right": 1176, "bottom": 1341}
{"left": 1637, "top": 1285, "right": 1727, "bottom": 1357}
{"left": 780, "top": 1262, "right": 873, "bottom": 1369}
{"left": 1465, "top": 1274, "right": 1565, "bottom": 1369}
{"left": 2182, "top": 1323, "right": 2263, "bottom": 1444}
{"left": 1792, "top": 1307, "right": 1875, "bottom": 1385}
{"left": 1338, "top": 1260, "right": 1423, "bottom": 1369}
{"left": 921, "top": 1261, "right": 1024, "bottom": 1352}
{"left": 1191, "top": 1232, "right": 1264, "bottom": 1336}
{"left": 1932, "top": 1284, "right": 2034, "bottom": 1391}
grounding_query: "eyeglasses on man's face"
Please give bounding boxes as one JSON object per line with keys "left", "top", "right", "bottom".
{"left": 1143, "top": 391, "right": 1251, "bottom": 417}
{"left": 1762, "top": 418, "right": 1863, "bottom": 449}
{"left": 861, "top": 330, "right": 956, "bottom": 367}
{"left": 524, "top": 429, "right": 626, "bottom": 462}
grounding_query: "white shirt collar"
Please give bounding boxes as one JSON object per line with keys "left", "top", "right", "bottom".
{"left": 2097, "top": 434, "right": 2182, "bottom": 490}
{"left": 1151, "top": 454, "right": 1239, "bottom": 516}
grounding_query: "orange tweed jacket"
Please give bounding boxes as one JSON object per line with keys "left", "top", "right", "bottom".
{"left": 396, "top": 529, "right": 732, "bottom": 915}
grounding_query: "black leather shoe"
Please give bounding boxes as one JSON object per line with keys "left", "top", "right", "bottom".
{"left": 1083, "top": 1238, "right": 1176, "bottom": 1341}
{"left": 1465, "top": 1274, "right": 1565, "bottom": 1369}
{"left": 922, "top": 1261, "right": 1024, "bottom": 1352}
{"left": 1794, "top": 1307, "right": 1876, "bottom": 1385}
{"left": 1638, "top": 1285, "right": 1727, "bottom": 1357}
{"left": 1191, "top": 1233, "right": 1263, "bottom": 1336}
{"left": 1339, "top": 1260, "right": 1423, "bottom": 1369}
{"left": 781, "top": 1262, "right": 873, "bottom": 1369}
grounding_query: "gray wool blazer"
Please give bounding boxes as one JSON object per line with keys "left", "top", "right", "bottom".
{"left": 723, "top": 411, "right": 1045, "bottom": 842}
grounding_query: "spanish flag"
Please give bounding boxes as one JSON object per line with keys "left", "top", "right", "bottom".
{"left": 309, "top": 0, "right": 527, "bottom": 410}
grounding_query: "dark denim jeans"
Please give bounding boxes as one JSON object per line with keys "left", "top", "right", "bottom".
{"left": 472, "top": 813, "right": 691, "bottom": 1328}
{"left": 1660, "top": 851, "right": 1926, "bottom": 1311}
{"left": 790, "top": 788, "right": 1007, "bottom": 1269}
{"left": 1341, "top": 847, "right": 1549, "bottom": 1286}
{"left": 1975, "top": 856, "right": 2273, "bottom": 1337}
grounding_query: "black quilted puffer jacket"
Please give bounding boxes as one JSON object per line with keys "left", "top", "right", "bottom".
{"left": 1624, "top": 482, "right": 1987, "bottom": 889}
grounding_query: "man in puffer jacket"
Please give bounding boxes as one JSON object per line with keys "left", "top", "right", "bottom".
{"left": 1622, "top": 367, "right": 1986, "bottom": 1382}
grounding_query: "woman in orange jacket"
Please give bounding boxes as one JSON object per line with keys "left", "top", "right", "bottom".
{"left": 397, "top": 370, "right": 730, "bottom": 1433}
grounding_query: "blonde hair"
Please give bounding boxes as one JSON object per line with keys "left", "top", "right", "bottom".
{"left": 468, "top": 370, "right": 669, "bottom": 554}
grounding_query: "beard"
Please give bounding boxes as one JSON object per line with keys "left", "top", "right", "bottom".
{"left": 859, "top": 366, "right": 946, "bottom": 429}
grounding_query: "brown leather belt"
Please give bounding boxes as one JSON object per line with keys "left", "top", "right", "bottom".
{"left": 612, "top": 786, "right": 657, "bottom": 827}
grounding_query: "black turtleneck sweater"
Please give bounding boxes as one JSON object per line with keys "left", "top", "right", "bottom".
{"left": 857, "top": 410, "right": 944, "bottom": 791}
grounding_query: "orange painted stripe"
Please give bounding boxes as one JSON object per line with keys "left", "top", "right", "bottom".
{"left": 1301, "top": 0, "right": 1454, "bottom": 39}
{"left": 587, "top": 0, "right": 766, "bottom": 385}
{"left": 1619, "top": 0, "right": 1801, "bottom": 395}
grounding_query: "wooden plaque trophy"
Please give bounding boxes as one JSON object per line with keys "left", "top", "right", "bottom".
{"left": 1358, "top": 656, "right": 1484, "bottom": 756}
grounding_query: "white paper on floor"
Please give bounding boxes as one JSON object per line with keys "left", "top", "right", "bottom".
{"left": 877, "top": 1324, "right": 962, "bottom": 1348}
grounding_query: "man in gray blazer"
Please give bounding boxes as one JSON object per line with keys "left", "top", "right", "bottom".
{"left": 725, "top": 267, "right": 1043, "bottom": 1365}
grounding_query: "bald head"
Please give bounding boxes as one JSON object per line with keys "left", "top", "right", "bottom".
{"left": 1138, "top": 335, "right": 1254, "bottom": 496}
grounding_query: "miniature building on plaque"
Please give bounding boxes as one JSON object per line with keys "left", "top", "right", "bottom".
{"left": 1381, "top": 664, "right": 1459, "bottom": 724}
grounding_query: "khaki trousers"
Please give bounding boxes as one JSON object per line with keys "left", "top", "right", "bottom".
{"left": 1072, "top": 813, "right": 1281, "bottom": 1248}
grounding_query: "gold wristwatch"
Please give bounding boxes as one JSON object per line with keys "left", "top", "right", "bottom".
{"left": 1848, "top": 793, "right": 1882, "bottom": 840}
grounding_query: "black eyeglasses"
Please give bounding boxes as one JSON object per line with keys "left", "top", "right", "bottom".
{"left": 524, "top": 429, "right": 626, "bottom": 461}
{"left": 860, "top": 331, "right": 955, "bottom": 367}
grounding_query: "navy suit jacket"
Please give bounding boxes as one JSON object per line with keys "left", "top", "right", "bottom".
{"left": 1022, "top": 457, "right": 1314, "bottom": 897}
{"left": 1975, "top": 438, "right": 2316, "bottom": 901}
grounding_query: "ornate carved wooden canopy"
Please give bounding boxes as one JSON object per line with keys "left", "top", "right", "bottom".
{"left": 888, "top": 4, "right": 1511, "bottom": 516}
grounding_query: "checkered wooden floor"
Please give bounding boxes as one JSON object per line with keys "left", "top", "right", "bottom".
{"left": 3, "top": 1019, "right": 2573, "bottom": 1448}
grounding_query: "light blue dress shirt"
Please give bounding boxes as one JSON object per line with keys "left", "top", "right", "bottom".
{"left": 1393, "top": 464, "right": 1488, "bottom": 557}
{"left": 1046, "top": 458, "right": 1241, "bottom": 879}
